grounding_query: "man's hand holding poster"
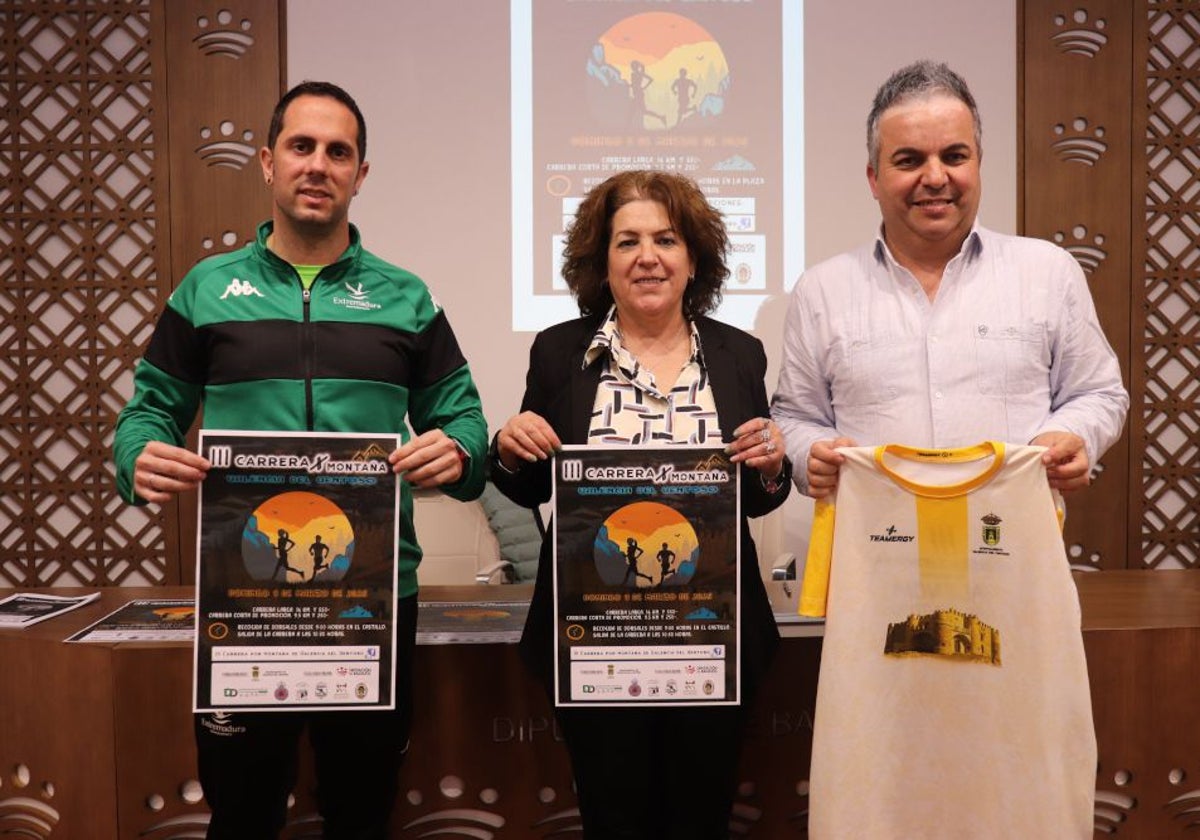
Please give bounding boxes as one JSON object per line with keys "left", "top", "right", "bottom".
{"left": 553, "top": 445, "right": 740, "bottom": 707}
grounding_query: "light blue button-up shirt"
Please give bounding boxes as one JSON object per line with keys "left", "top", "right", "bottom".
{"left": 771, "top": 225, "right": 1128, "bottom": 494}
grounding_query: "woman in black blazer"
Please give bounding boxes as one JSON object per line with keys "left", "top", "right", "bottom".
{"left": 490, "top": 171, "right": 791, "bottom": 839}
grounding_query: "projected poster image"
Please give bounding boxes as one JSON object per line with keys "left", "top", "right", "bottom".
{"left": 584, "top": 15, "right": 729, "bottom": 133}
{"left": 512, "top": 0, "right": 803, "bottom": 331}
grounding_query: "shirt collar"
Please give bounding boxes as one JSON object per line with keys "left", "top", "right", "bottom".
{"left": 582, "top": 305, "right": 705, "bottom": 370}
{"left": 872, "top": 222, "right": 984, "bottom": 268}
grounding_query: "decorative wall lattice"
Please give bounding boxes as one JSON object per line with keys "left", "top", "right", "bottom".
{"left": 0, "top": 0, "right": 279, "bottom": 587}
{"left": 0, "top": 0, "right": 167, "bottom": 586}
{"left": 1139, "top": 0, "right": 1199, "bottom": 568}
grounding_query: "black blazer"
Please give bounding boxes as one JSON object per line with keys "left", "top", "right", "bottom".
{"left": 490, "top": 314, "right": 790, "bottom": 699}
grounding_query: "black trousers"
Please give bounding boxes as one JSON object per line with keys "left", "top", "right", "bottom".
{"left": 557, "top": 704, "right": 748, "bottom": 840}
{"left": 195, "top": 594, "right": 417, "bottom": 840}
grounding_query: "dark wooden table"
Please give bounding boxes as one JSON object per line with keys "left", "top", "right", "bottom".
{"left": 0, "top": 571, "right": 1196, "bottom": 837}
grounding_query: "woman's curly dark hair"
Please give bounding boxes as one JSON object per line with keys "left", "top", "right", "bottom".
{"left": 561, "top": 170, "right": 729, "bottom": 319}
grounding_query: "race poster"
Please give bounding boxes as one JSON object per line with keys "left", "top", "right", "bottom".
{"left": 194, "top": 431, "right": 400, "bottom": 713}
{"left": 553, "top": 445, "right": 740, "bottom": 707}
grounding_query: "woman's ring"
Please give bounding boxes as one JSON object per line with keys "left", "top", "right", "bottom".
{"left": 759, "top": 427, "right": 771, "bottom": 443}
{"left": 765, "top": 441, "right": 776, "bottom": 455}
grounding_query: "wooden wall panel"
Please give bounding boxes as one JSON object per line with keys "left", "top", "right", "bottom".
{"left": 157, "top": 0, "right": 283, "bottom": 583}
{"left": 0, "top": 0, "right": 283, "bottom": 587}
{"left": 1021, "top": 1, "right": 1134, "bottom": 569}
{"left": 1022, "top": 0, "right": 1199, "bottom": 569}
{"left": 162, "top": 0, "right": 280, "bottom": 281}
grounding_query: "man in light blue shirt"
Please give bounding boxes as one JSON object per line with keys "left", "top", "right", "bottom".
{"left": 771, "top": 61, "right": 1127, "bottom": 497}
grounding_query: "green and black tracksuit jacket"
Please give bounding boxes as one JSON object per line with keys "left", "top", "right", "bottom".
{"left": 113, "top": 221, "right": 487, "bottom": 597}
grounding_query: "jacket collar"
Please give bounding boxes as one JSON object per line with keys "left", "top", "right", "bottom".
{"left": 253, "top": 220, "right": 363, "bottom": 280}
{"left": 569, "top": 314, "right": 606, "bottom": 444}
{"left": 693, "top": 318, "right": 743, "bottom": 441}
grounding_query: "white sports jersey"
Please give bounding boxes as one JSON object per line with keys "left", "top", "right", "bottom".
{"left": 801, "top": 442, "right": 1095, "bottom": 839}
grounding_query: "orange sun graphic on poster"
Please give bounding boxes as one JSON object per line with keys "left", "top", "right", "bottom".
{"left": 595, "top": 500, "right": 700, "bottom": 588}
{"left": 241, "top": 491, "right": 355, "bottom": 584}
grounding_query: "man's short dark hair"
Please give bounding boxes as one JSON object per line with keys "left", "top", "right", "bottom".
{"left": 267, "top": 80, "right": 367, "bottom": 160}
{"left": 867, "top": 60, "right": 981, "bottom": 171}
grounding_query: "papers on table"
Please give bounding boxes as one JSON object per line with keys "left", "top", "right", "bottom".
{"left": 0, "top": 592, "right": 99, "bottom": 628}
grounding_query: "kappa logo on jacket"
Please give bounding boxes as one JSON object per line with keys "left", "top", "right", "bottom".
{"left": 219, "top": 277, "right": 265, "bottom": 299}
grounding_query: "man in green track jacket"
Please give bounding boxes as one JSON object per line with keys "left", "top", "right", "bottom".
{"left": 112, "top": 81, "right": 487, "bottom": 839}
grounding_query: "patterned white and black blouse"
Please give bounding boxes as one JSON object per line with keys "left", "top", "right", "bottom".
{"left": 582, "top": 307, "right": 722, "bottom": 445}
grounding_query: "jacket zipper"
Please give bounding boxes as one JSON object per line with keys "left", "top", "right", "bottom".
{"left": 302, "top": 286, "right": 315, "bottom": 430}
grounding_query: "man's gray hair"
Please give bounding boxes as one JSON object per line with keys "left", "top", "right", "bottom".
{"left": 867, "top": 60, "right": 982, "bottom": 171}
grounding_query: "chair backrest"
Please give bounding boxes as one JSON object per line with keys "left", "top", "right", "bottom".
{"left": 475, "top": 482, "right": 545, "bottom": 583}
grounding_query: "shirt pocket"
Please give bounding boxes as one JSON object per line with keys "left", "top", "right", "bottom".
{"left": 973, "top": 322, "right": 1048, "bottom": 396}
{"left": 830, "top": 333, "right": 902, "bottom": 407}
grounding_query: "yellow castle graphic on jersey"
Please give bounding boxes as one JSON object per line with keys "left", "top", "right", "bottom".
{"left": 884, "top": 608, "right": 1001, "bottom": 665}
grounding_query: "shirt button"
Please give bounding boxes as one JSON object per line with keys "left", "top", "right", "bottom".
{"left": 934, "top": 391, "right": 943, "bottom": 399}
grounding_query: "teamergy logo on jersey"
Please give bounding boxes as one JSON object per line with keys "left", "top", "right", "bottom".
{"left": 869, "top": 524, "right": 914, "bottom": 543}
{"left": 332, "top": 281, "right": 382, "bottom": 311}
